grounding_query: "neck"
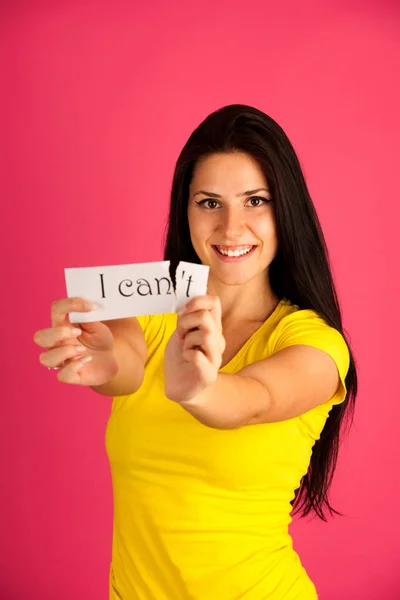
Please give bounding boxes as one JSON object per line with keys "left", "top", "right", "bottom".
{"left": 207, "top": 273, "right": 279, "bottom": 325}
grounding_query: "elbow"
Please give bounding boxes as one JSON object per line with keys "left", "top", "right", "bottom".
{"left": 242, "top": 376, "right": 273, "bottom": 426}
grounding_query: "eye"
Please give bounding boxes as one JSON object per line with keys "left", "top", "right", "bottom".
{"left": 247, "top": 196, "right": 271, "bottom": 207}
{"left": 195, "top": 199, "right": 221, "bottom": 209}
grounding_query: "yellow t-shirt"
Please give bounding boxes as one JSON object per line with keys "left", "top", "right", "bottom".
{"left": 106, "top": 298, "right": 350, "bottom": 600}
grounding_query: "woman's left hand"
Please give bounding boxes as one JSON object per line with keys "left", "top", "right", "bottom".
{"left": 164, "top": 295, "right": 226, "bottom": 404}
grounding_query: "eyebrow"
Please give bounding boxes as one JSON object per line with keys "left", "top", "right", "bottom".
{"left": 193, "top": 188, "right": 270, "bottom": 198}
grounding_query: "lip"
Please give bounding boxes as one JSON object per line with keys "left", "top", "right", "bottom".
{"left": 212, "top": 245, "right": 257, "bottom": 262}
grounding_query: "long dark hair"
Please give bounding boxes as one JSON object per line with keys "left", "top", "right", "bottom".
{"left": 163, "top": 104, "right": 358, "bottom": 521}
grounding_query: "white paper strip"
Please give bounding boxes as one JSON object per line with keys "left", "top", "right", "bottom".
{"left": 64, "top": 261, "right": 209, "bottom": 323}
{"left": 175, "top": 261, "right": 210, "bottom": 312}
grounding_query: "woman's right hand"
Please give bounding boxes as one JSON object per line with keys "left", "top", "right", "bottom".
{"left": 33, "top": 297, "right": 119, "bottom": 386}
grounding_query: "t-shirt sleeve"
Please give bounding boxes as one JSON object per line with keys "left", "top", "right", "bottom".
{"left": 272, "top": 309, "right": 351, "bottom": 406}
{"left": 135, "top": 313, "right": 168, "bottom": 358}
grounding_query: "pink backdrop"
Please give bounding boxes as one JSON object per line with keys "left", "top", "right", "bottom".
{"left": 2, "top": 1, "right": 399, "bottom": 598}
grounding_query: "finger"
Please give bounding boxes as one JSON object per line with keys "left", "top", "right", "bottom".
{"left": 34, "top": 325, "right": 83, "bottom": 349}
{"left": 181, "top": 347, "right": 213, "bottom": 374}
{"left": 180, "top": 296, "right": 222, "bottom": 332}
{"left": 183, "top": 329, "right": 206, "bottom": 351}
{"left": 57, "top": 355, "right": 93, "bottom": 384}
{"left": 177, "top": 310, "right": 215, "bottom": 337}
{"left": 183, "top": 327, "right": 224, "bottom": 352}
{"left": 183, "top": 329, "right": 224, "bottom": 364}
{"left": 39, "top": 344, "right": 88, "bottom": 368}
{"left": 179, "top": 295, "right": 217, "bottom": 316}
{"left": 51, "top": 297, "right": 97, "bottom": 328}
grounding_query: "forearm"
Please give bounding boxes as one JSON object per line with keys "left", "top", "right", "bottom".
{"left": 179, "top": 372, "right": 271, "bottom": 429}
{"left": 91, "top": 336, "right": 145, "bottom": 397}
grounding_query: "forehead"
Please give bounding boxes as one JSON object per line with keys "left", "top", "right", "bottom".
{"left": 190, "top": 152, "right": 268, "bottom": 190}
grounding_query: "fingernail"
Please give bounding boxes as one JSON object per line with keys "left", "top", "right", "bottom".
{"left": 75, "top": 345, "right": 86, "bottom": 352}
{"left": 80, "top": 355, "right": 92, "bottom": 365}
{"left": 84, "top": 301, "right": 98, "bottom": 310}
{"left": 71, "top": 328, "right": 82, "bottom": 336}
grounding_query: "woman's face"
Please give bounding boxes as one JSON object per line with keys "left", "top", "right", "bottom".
{"left": 187, "top": 152, "right": 278, "bottom": 287}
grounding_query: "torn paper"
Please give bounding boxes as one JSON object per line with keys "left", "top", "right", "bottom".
{"left": 64, "top": 260, "right": 210, "bottom": 323}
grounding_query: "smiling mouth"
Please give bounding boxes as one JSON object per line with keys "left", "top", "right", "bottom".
{"left": 212, "top": 245, "right": 257, "bottom": 261}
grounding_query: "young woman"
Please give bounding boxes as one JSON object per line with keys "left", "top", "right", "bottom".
{"left": 34, "top": 104, "right": 358, "bottom": 599}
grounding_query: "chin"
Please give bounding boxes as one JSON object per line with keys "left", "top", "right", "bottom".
{"left": 213, "top": 271, "right": 260, "bottom": 286}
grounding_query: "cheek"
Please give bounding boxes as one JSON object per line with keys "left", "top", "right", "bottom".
{"left": 188, "top": 219, "right": 203, "bottom": 254}
{"left": 250, "top": 214, "right": 277, "bottom": 241}
{"left": 188, "top": 212, "right": 213, "bottom": 243}
{"left": 187, "top": 209, "right": 198, "bottom": 237}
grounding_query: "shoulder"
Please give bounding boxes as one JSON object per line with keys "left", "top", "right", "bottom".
{"left": 270, "top": 302, "right": 350, "bottom": 395}
{"left": 239, "top": 302, "right": 352, "bottom": 421}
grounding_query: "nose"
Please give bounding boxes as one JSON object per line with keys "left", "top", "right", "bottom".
{"left": 218, "top": 206, "right": 246, "bottom": 238}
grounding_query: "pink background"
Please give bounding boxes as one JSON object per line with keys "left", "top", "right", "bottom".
{"left": 2, "top": 1, "right": 399, "bottom": 598}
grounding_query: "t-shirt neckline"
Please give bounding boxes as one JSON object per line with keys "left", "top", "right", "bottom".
{"left": 219, "top": 298, "right": 287, "bottom": 372}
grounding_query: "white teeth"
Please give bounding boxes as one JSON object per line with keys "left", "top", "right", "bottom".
{"left": 216, "top": 246, "right": 253, "bottom": 257}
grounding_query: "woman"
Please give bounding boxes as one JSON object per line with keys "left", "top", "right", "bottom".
{"left": 34, "top": 104, "right": 358, "bottom": 599}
